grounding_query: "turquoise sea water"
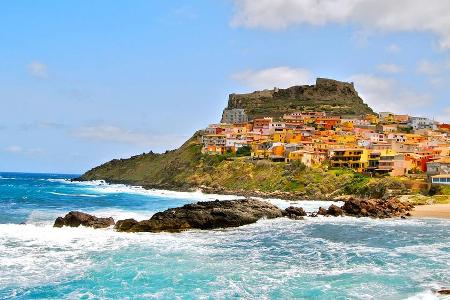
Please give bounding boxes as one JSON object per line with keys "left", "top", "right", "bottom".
{"left": 1, "top": 172, "right": 450, "bottom": 299}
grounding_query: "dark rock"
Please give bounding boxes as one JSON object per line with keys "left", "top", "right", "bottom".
{"left": 54, "top": 211, "right": 115, "bottom": 228}
{"left": 326, "top": 204, "right": 344, "bottom": 216}
{"left": 438, "top": 289, "right": 450, "bottom": 295}
{"left": 317, "top": 207, "right": 328, "bottom": 216}
{"left": 341, "top": 198, "right": 413, "bottom": 218}
{"left": 115, "top": 199, "right": 283, "bottom": 232}
{"left": 283, "top": 206, "right": 306, "bottom": 220}
{"left": 114, "top": 219, "right": 139, "bottom": 232}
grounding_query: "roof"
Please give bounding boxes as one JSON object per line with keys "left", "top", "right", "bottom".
{"left": 431, "top": 174, "right": 450, "bottom": 178}
{"left": 432, "top": 157, "right": 450, "bottom": 164}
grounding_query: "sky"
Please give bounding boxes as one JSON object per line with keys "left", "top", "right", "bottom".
{"left": 1, "top": 0, "right": 450, "bottom": 174}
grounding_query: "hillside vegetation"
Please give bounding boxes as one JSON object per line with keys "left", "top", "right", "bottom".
{"left": 226, "top": 78, "right": 374, "bottom": 119}
{"left": 77, "top": 133, "right": 434, "bottom": 200}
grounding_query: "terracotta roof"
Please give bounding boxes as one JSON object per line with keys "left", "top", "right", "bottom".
{"left": 433, "top": 157, "right": 450, "bottom": 164}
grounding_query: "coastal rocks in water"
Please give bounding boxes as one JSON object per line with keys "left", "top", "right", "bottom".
{"left": 54, "top": 211, "right": 115, "bottom": 228}
{"left": 326, "top": 204, "right": 344, "bottom": 216}
{"left": 312, "top": 198, "right": 412, "bottom": 218}
{"left": 311, "top": 204, "right": 343, "bottom": 217}
{"left": 340, "top": 198, "right": 413, "bottom": 218}
{"left": 115, "top": 199, "right": 283, "bottom": 232}
{"left": 316, "top": 207, "right": 328, "bottom": 216}
{"left": 437, "top": 289, "right": 450, "bottom": 295}
{"left": 283, "top": 206, "right": 306, "bottom": 220}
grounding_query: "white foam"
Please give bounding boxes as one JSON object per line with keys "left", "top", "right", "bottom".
{"left": 406, "top": 290, "right": 439, "bottom": 300}
{"left": 48, "top": 191, "right": 103, "bottom": 198}
{"left": 88, "top": 208, "right": 154, "bottom": 221}
{"left": 52, "top": 179, "right": 245, "bottom": 201}
{"left": 264, "top": 198, "right": 344, "bottom": 212}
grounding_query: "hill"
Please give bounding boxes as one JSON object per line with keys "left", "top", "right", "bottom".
{"left": 76, "top": 78, "right": 437, "bottom": 201}
{"left": 225, "top": 78, "right": 374, "bottom": 119}
{"left": 76, "top": 132, "right": 429, "bottom": 201}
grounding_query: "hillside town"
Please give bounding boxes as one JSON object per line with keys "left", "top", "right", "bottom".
{"left": 201, "top": 108, "right": 450, "bottom": 185}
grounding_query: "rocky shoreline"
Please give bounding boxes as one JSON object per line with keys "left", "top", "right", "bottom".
{"left": 54, "top": 198, "right": 414, "bottom": 232}
{"left": 72, "top": 177, "right": 342, "bottom": 201}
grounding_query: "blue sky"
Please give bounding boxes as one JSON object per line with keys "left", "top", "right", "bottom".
{"left": 1, "top": 0, "right": 450, "bottom": 174}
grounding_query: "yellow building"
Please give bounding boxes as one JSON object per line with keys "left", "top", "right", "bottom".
{"left": 330, "top": 149, "right": 369, "bottom": 172}
{"left": 405, "top": 134, "right": 426, "bottom": 144}
{"left": 365, "top": 114, "right": 379, "bottom": 124}
{"left": 334, "top": 134, "right": 356, "bottom": 144}
{"left": 286, "top": 130, "right": 302, "bottom": 143}
{"left": 272, "top": 131, "right": 287, "bottom": 143}
{"left": 286, "top": 150, "right": 316, "bottom": 167}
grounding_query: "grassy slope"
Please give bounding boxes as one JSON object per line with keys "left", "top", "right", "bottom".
{"left": 78, "top": 133, "right": 203, "bottom": 189}
{"left": 78, "top": 133, "right": 443, "bottom": 200}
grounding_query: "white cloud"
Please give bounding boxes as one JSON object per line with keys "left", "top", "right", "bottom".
{"left": 232, "top": 66, "right": 312, "bottom": 89}
{"left": 436, "top": 107, "right": 450, "bottom": 123}
{"left": 3, "top": 146, "right": 23, "bottom": 153}
{"left": 377, "top": 63, "right": 403, "bottom": 74}
{"left": 71, "top": 125, "right": 186, "bottom": 150}
{"left": 417, "top": 60, "right": 440, "bottom": 76}
{"left": 28, "top": 61, "right": 48, "bottom": 78}
{"left": 231, "top": 0, "right": 450, "bottom": 49}
{"left": 2, "top": 146, "right": 44, "bottom": 155}
{"left": 387, "top": 44, "right": 401, "bottom": 53}
{"left": 349, "top": 74, "right": 432, "bottom": 113}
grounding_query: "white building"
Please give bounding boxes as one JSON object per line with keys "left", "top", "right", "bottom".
{"left": 221, "top": 108, "right": 248, "bottom": 124}
{"left": 409, "top": 117, "right": 436, "bottom": 130}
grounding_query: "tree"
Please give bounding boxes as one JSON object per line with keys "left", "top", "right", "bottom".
{"left": 236, "top": 145, "right": 251, "bottom": 157}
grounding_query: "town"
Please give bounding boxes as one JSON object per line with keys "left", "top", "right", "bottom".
{"left": 201, "top": 108, "right": 450, "bottom": 185}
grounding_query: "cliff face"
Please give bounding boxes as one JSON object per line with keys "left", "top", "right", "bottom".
{"left": 227, "top": 78, "right": 374, "bottom": 119}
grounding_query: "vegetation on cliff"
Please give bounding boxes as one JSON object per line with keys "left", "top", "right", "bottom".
{"left": 226, "top": 78, "right": 375, "bottom": 119}
{"left": 77, "top": 133, "right": 438, "bottom": 200}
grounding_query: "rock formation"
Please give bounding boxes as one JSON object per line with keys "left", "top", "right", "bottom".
{"left": 54, "top": 211, "right": 115, "bottom": 228}
{"left": 315, "top": 198, "right": 413, "bottom": 218}
{"left": 54, "top": 198, "right": 415, "bottom": 233}
{"left": 283, "top": 206, "right": 307, "bottom": 219}
{"left": 225, "top": 78, "right": 374, "bottom": 120}
{"left": 115, "top": 199, "right": 283, "bottom": 232}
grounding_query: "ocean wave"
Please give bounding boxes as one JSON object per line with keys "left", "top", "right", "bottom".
{"left": 88, "top": 208, "right": 154, "bottom": 221}
{"left": 50, "top": 179, "right": 246, "bottom": 201}
{"left": 48, "top": 191, "right": 103, "bottom": 198}
{"left": 406, "top": 290, "right": 439, "bottom": 300}
{"left": 1, "top": 218, "right": 449, "bottom": 299}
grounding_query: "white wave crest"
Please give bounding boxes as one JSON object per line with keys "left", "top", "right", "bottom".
{"left": 48, "top": 191, "right": 103, "bottom": 198}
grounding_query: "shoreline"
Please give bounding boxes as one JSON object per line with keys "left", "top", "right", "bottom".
{"left": 73, "top": 178, "right": 343, "bottom": 201}
{"left": 411, "top": 204, "right": 450, "bottom": 219}
{"left": 72, "top": 178, "right": 450, "bottom": 219}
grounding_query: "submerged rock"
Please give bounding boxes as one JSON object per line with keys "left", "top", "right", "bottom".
{"left": 54, "top": 211, "right": 115, "bottom": 228}
{"left": 283, "top": 206, "right": 306, "bottom": 220}
{"left": 115, "top": 199, "right": 283, "bottom": 232}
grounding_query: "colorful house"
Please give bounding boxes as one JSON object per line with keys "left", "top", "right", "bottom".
{"left": 330, "top": 149, "right": 369, "bottom": 172}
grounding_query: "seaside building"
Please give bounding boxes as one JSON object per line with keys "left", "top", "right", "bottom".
{"left": 409, "top": 117, "right": 436, "bottom": 131}
{"left": 221, "top": 108, "right": 248, "bottom": 124}
{"left": 431, "top": 174, "right": 450, "bottom": 185}
{"left": 200, "top": 109, "right": 448, "bottom": 176}
{"left": 329, "top": 149, "right": 369, "bottom": 172}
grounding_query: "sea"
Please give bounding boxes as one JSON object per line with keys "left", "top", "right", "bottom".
{"left": 1, "top": 172, "right": 450, "bottom": 300}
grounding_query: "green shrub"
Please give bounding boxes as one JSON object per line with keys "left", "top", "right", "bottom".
{"left": 236, "top": 145, "right": 251, "bottom": 157}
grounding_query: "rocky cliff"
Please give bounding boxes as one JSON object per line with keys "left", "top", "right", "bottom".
{"left": 226, "top": 78, "right": 374, "bottom": 119}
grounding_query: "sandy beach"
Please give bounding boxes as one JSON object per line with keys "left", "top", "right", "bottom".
{"left": 411, "top": 204, "right": 450, "bottom": 219}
